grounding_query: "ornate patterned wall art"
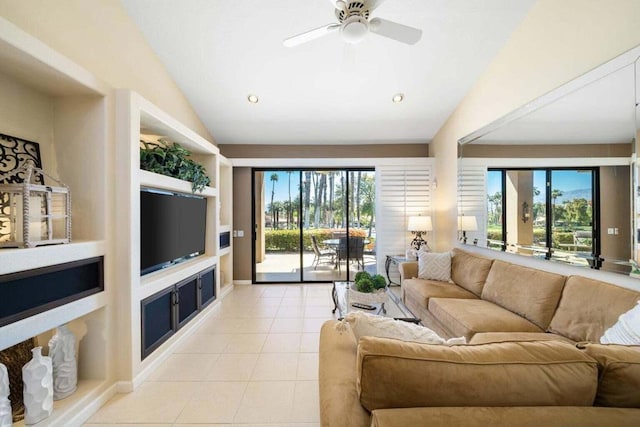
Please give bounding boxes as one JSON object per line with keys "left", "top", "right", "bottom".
{"left": 0, "top": 133, "right": 44, "bottom": 185}
{"left": 0, "top": 133, "right": 44, "bottom": 244}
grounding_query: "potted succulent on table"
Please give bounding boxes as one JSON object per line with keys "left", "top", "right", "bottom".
{"left": 348, "top": 271, "right": 389, "bottom": 305}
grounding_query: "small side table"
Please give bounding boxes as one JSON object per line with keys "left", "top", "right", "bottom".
{"left": 385, "top": 255, "right": 410, "bottom": 286}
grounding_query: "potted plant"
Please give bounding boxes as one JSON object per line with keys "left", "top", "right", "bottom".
{"left": 348, "top": 271, "right": 388, "bottom": 305}
{"left": 139, "top": 139, "right": 210, "bottom": 193}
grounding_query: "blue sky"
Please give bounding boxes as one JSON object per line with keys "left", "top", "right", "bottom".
{"left": 487, "top": 170, "right": 593, "bottom": 202}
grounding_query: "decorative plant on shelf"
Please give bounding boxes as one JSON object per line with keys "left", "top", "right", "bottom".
{"left": 354, "top": 271, "right": 387, "bottom": 293}
{"left": 139, "top": 140, "right": 210, "bottom": 193}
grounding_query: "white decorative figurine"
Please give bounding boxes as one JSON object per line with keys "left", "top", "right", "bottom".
{"left": 0, "top": 363, "right": 12, "bottom": 427}
{"left": 48, "top": 324, "right": 77, "bottom": 400}
{"left": 22, "top": 347, "right": 53, "bottom": 425}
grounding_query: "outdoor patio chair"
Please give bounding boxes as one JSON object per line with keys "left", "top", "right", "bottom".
{"left": 336, "top": 236, "right": 365, "bottom": 272}
{"left": 311, "top": 235, "right": 335, "bottom": 270}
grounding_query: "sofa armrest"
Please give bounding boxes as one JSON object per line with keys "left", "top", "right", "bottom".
{"left": 398, "top": 261, "right": 418, "bottom": 283}
{"left": 356, "top": 337, "right": 597, "bottom": 412}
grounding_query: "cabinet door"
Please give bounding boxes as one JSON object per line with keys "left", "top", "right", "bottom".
{"left": 141, "top": 286, "right": 175, "bottom": 359}
{"left": 199, "top": 267, "right": 216, "bottom": 308}
{"left": 176, "top": 276, "right": 199, "bottom": 329}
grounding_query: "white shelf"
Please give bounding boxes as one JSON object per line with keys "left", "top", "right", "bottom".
{"left": 139, "top": 169, "right": 216, "bottom": 197}
{"left": 219, "top": 246, "right": 232, "bottom": 257}
{"left": 220, "top": 224, "right": 232, "bottom": 233}
{"left": 12, "top": 379, "right": 112, "bottom": 427}
{"left": 0, "top": 240, "right": 105, "bottom": 275}
{"left": 0, "top": 292, "right": 107, "bottom": 354}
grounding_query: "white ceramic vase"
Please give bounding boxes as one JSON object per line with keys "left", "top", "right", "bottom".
{"left": 0, "top": 363, "right": 12, "bottom": 427}
{"left": 48, "top": 324, "right": 78, "bottom": 400}
{"left": 22, "top": 347, "right": 53, "bottom": 425}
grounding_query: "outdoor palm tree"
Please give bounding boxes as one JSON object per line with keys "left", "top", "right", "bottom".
{"left": 551, "top": 189, "right": 563, "bottom": 224}
{"left": 270, "top": 173, "right": 278, "bottom": 229}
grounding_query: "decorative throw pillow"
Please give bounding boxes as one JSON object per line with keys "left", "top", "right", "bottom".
{"left": 337, "top": 311, "right": 466, "bottom": 345}
{"left": 601, "top": 301, "right": 640, "bottom": 345}
{"left": 418, "top": 251, "right": 451, "bottom": 282}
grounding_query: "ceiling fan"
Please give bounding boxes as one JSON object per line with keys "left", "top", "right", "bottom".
{"left": 283, "top": 0, "right": 422, "bottom": 47}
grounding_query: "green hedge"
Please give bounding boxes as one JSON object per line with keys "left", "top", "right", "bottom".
{"left": 264, "top": 228, "right": 372, "bottom": 252}
{"left": 486, "top": 229, "right": 584, "bottom": 248}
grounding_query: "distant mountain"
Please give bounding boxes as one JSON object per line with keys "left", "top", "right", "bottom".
{"left": 534, "top": 188, "right": 592, "bottom": 203}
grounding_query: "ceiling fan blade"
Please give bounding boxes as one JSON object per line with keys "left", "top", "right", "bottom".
{"left": 369, "top": 17, "right": 422, "bottom": 45}
{"left": 283, "top": 23, "right": 340, "bottom": 47}
{"left": 368, "top": 0, "right": 390, "bottom": 11}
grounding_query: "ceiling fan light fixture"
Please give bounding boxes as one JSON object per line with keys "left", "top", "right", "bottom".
{"left": 247, "top": 94, "right": 259, "bottom": 104}
{"left": 341, "top": 16, "right": 369, "bottom": 44}
{"left": 392, "top": 93, "right": 404, "bottom": 103}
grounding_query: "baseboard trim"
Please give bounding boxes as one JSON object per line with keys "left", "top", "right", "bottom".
{"left": 233, "top": 280, "right": 252, "bottom": 285}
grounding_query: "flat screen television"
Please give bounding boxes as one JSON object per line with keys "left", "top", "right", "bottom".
{"left": 140, "top": 188, "right": 207, "bottom": 275}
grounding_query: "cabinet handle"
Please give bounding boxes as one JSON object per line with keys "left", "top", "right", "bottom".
{"left": 173, "top": 290, "right": 179, "bottom": 306}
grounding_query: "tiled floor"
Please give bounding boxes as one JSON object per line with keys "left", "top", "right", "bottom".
{"left": 85, "top": 284, "right": 337, "bottom": 427}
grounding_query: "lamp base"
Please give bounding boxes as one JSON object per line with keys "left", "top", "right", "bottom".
{"left": 411, "top": 237, "right": 429, "bottom": 251}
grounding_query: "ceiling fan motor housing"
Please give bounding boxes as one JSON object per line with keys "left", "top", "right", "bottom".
{"left": 341, "top": 15, "right": 369, "bottom": 44}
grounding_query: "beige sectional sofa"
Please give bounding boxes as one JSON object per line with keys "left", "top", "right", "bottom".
{"left": 319, "top": 247, "right": 640, "bottom": 426}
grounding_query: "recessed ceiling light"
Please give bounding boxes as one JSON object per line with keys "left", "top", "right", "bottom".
{"left": 247, "top": 94, "right": 259, "bottom": 104}
{"left": 392, "top": 93, "right": 404, "bottom": 103}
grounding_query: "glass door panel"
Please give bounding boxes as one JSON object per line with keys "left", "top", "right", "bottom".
{"left": 254, "top": 170, "right": 302, "bottom": 282}
{"left": 550, "top": 169, "right": 595, "bottom": 266}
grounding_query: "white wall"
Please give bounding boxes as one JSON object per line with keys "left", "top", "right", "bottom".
{"left": 432, "top": 0, "right": 640, "bottom": 251}
{"left": 0, "top": 0, "right": 213, "bottom": 143}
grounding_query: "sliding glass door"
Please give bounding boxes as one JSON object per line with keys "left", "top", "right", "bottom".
{"left": 253, "top": 168, "right": 375, "bottom": 283}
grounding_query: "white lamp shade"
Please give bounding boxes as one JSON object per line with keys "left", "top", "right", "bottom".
{"left": 458, "top": 215, "right": 478, "bottom": 231}
{"left": 407, "top": 215, "right": 432, "bottom": 232}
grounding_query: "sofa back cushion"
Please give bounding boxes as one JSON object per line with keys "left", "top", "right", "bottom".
{"left": 580, "top": 343, "right": 640, "bottom": 408}
{"left": 450, "top": 248, "right": 493, "bottom": 296}
{"left": 481, "top": 260, "right": 566, "bottom": 329}
{"left": 548, "top": 276, "right": 640, "bottom": 342}
{"left": 357, "top": 338, "right": 598, "bottom": 411}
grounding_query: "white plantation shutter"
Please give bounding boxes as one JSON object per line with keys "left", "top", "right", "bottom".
{"left": 458, "top": 161, "right": 487, "bottom": 247}
{"left": 375, "top": 162, "right": 433, "bottom": 275}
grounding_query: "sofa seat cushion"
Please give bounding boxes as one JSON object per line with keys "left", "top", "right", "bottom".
{"left": 579, "top": 343, "right": 640, "bottom": 408}
{"left": 357, "top": 338, "right": 598, "bottom": 411}
{"left": 469, "top": 332, "right": 574, "bottom": 345}
{"left": 370, "top": 407, "right": 640, "bottom": 427}
{"left": 403, "top": 278, "right": 478, "bottom": 309}
{"left": 429, "top": 298, "right": 543, "bottom": 340}
{"left": 548, "top": 275, "right": 640, "bottom": 342}
{"left": 481, "top": 260, "right": 566, "bottom": 330}
{"left": 450, "top": 248, "right": 493, "bottom": 296}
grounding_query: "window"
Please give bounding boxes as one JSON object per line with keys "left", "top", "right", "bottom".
{"left": 487, "top": 168, "right": 599, "bottom": 267}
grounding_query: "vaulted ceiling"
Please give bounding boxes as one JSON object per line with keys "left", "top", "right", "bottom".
{"left": 121, "top": 0, "right": 536, "bottom": 145}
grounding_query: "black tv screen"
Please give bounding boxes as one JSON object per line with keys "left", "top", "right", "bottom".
{"left": 140, "top": 189, "right": 207, "bottom": 275}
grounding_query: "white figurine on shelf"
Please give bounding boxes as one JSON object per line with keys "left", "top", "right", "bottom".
{"left": 48, "top": 325, "right": 78, "bottom": 400}
{"left": 0, "top": 363, "right": 12, "bottom": 427}
{"left": 22, "top": 347, "right": 53, "bottom": 425}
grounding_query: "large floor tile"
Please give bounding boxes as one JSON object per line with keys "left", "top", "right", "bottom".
{"left": 206, "top": 353, "right": 259, "bottom": 381}
{"left": 200, "top": 318, "right": 274, "bottom": 334}
{"left": 300, "top": 333, "right": 320, "bottom": 353}
{"left": 223, "top": 333, "right": 267, "bottom": 353}
{"left": 276, "top": 305, "right": 306, "bottom": 318}
{"left": 233, "top": 381, "right": 296, "bottom": 423}
{"left": 174, "top": 381, "right": 247, "bottom": 423}
{"left": 86, "top": 382, "right": 197, "bottom": 424}
{"left": 174, "top": 333, "right": 232, "bottom": 354}
{"left": 290, "top": 381, "right": 320, "bottom": 423}
{"left": 147, "top": 354, "right": 219, "bottom": 382}
{"left": 83, "top": 424, "right": 170, "bottom": 427}
{"left": 296, "top": 353, "right": 319, "bottom": 380}
{"left": 262, "top": 333, "right": 302, "bottom": 353}
{"left": 270, "top": 318, "right": 305, "bottom": 333}
{"left": 303, "top": 318, "right": 329, "bottom": 333}
{"left": 251, "top": 353, "right": 299, "bottom": 380}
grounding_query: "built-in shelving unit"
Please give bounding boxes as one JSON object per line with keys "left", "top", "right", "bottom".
{"left": 218, "top": 155, "right": 233, "bottom": 292}
{"left": 115, "top": 89, "right": 227, "bottom": 388}
{"left": 0, "top": 16, "right": 114, "bottom": 426}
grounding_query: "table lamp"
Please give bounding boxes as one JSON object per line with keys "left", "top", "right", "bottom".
{"left": 458, "top": 215, "right": 478, "bottom": 244}
{"left": 407, "top": 215, "right": 432, "bottom": 250}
